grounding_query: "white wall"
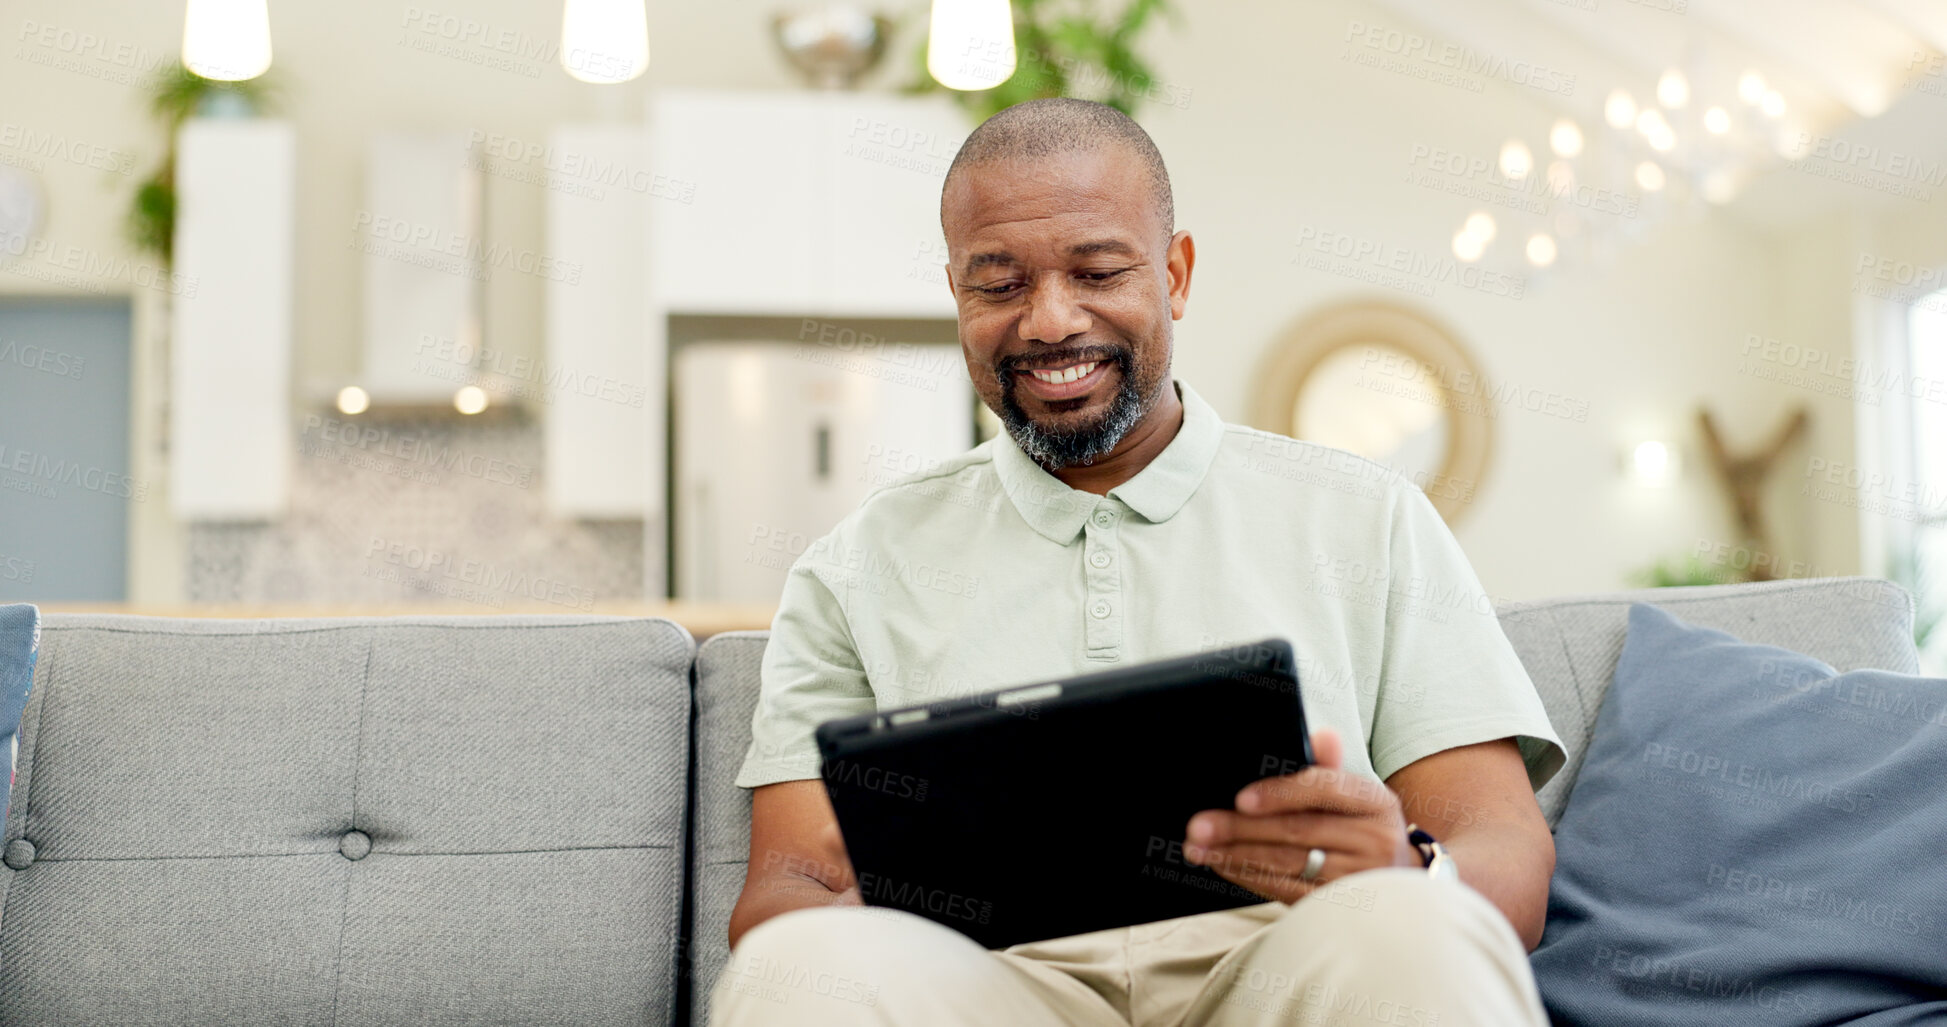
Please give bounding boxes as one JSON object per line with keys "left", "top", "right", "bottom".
{"left": 2, "top": 0, "right": 1901, "bottom": 602}
{"left": 1142, "top": 0, "right": 1831, "bottom": 598}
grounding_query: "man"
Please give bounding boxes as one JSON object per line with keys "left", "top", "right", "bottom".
{"left": 714, "top": 98, "right": 1565, "bottom": 1027}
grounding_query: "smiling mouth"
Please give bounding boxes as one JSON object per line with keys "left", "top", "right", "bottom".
{"left": 1024, "top": 361, "right": 1099, "bottom": 385}
{"left": 1009, "top": 356, "right": 1116, "bottom": 404}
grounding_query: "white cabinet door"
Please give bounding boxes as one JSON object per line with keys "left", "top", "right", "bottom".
{"left": 545, "top": 126, "right": 652, "bottom": 518}
{"left": 360, "top": 132, "right": 483, "bottom": 402}
{"left": 818, "top": 95, "right": 968, "bottom": 317}
{"left": 647, "top": 91, "right": 969, "bottom": 317}
{"left": 673, "top": 341, "right": 972, "bottom": 603}
{"left": 171, "top": 118, "right": 295, "bottom": 520}
{"left": 649, "top": 93, "right": 826, "bottom": 314}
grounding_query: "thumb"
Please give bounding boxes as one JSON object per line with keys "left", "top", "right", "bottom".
{"left": 1309, "top": 727, "right": 1344, "bottom": 771}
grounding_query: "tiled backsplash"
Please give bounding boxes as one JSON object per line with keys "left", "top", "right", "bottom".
{"left": 186, "top": 410, "right": 650, "bottom": 607}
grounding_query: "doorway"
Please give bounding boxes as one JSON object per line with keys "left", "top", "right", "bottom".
{"left": 0, "top": 297, "right": 135, "bottom": 600}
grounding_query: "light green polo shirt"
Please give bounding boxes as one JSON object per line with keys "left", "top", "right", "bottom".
{"left": 735, "top": 379, "right": 1564, "bottom": 792}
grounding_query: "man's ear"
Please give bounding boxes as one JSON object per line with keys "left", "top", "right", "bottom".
{"left": 1167, "top": 230, "right": 1196, "bottom": 320}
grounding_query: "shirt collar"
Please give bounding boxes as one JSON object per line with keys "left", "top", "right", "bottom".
{"left": 992, "top": 379, "right": 1226, "bottom": 545}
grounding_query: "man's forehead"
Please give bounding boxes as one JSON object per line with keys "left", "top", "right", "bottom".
{"left": 947, "top": 147, "right": 1145, "bottom": 209}
{"left": 942, "top": 149, "right": 1161, "bottom": 252}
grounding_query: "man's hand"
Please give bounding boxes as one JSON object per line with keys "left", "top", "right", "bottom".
{"left": 1182, "top": 728, "right": 1418, "bottom": 902}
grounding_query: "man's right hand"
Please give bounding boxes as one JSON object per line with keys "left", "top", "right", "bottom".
{"left": 727, "top": 780, "right": 862, "bottom": 949}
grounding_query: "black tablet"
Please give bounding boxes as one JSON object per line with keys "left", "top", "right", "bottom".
{"left": 814, "top": 638, "right": 1313, "bottom": 950}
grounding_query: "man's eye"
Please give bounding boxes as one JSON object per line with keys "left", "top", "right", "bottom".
{"left": 974, "top": 282, "right": 1021, "bottom": 296}
{"left": 1079, "top": 269, "right": 1133, "bottom": 283}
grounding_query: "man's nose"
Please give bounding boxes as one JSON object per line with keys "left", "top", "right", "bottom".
{"left": 1016, "top": 277, "right": 1092, "bottom": 344}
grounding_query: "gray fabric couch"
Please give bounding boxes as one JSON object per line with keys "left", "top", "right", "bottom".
{"left": 1, "top": 577, "right": 1918, "bottom": 1025}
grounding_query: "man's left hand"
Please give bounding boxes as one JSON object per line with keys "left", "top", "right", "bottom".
{"left": 1182, "top": 728, "right": 1420, "bottom": 901}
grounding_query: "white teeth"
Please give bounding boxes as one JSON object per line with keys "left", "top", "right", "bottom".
{"left": 1029, "top": 361, "right": 1098, "bottom": 385}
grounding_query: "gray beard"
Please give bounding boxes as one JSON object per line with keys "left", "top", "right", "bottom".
{"left": 999, "top": 354, "right": 1151, "bottom": 470}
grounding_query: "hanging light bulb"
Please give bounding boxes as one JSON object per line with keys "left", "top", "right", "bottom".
{"left": 560, "top": 0, "right": 649, "bottom": 84}
{"left": 1703, "top": 106, "right": 1731, "bottom": 134}
{"left": 1549, "top": 118, "right": 1584, "bottom": 158}
{"left": 927, "top": 0, "right": 1016, "bottom": 91}
{"left": 1499, "top": 139, "right": 1533, "bottom": 181}
{"left": 1760, "top": 90, "right": 1787, "bottom": 118}
{"left": 1634, "top": 109, "right": 1675, "bottom": 152}
{"left": 1738, "top": 71, "right": 1767, "bottom": 105}
{"left": 1605, "top": 89, "right": 1637, "bottom": 129}
{"left": 1656, "top": 69, "right": 1689, "bottom": 108}
{"left": 1463, "top": 211, "right": 1497, "bottom": 243}
{"left": 1635, "top": 161, "right": 1666, "bottom": 192}
{"left": 1452, "top": 228, "right": 1486, "bottom": 263}
{"left": 1526, "top": 233, "right": 1557, "bottom": 268}
{"left": 181, "top": 0, "right": 272, "bottom": 81}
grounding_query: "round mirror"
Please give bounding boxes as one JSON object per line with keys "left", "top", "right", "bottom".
{"left": 1249, "top": 302, "right": 1492, "bottom": 524}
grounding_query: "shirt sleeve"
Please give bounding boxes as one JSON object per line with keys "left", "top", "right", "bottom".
{"left": 733, "top": 538, "right": 877, "bottom": 789}
{"left": 1366, "top": 482, "right": 1566, "bottom": 790}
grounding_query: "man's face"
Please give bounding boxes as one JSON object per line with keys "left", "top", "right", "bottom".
{"left": 942, "top": 147, "right": 1192, "bottom": 468}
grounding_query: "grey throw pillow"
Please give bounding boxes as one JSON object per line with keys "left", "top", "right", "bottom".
{"left": 1531, "top": 602, "right": 1947, "bottom": 1026}
{"left": 0, "top": 603, "right": 38, "bottom": 821}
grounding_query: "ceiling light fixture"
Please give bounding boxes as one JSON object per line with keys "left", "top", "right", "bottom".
{"left": 1550, "top": 118, "right": 1584, "bottom": 158}
{"left": 1656, "top": 69, "right": 1689, "bottom": 108}
{"left": 1605, "top": 89, "right": 1637, "bottom": 129}
{"left": 927, "top": 0, "right": 1016, "bottom": 91}
{"left": 1499, "top": 139, "right": 1533, "bottom": 180}
{"left": 1526, "top": 233, "right": 1557, "bottom": 267}
{"left": 1464, "top": 211, "right": 1497, "bottom": 243}
{"left": 181, "top": 0, "right": 273, "bottom": 81}
{"left": 560, "top": 0, "right": 650, "bottom": 84}
{"left": 1738, "top": 71, "right": 1767, "bottom": 104}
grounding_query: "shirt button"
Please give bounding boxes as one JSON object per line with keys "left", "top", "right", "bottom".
{"left": 1089, "top": 551, "right": 1112, "bottom": 569}
{"left": 1090, "top": 600, "right": 1112, "bottom": 619}
{"left": 1092, "top": 509, "right": 1116, "bottom": 528}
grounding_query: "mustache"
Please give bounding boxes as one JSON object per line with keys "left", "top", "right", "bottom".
{"left": 995, "top": 345, "right": 1130, "bottom": 375}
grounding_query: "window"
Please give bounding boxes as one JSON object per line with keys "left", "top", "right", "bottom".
{"left": 1900, "top": 290, "right": 1947, "bottom": 673}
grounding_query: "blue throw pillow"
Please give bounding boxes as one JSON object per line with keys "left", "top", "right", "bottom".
{"left": 0, "top": 604, "right": 39, "bottom": 822}
{"left": 1531, "top": 603, "right": 1947, "bottom": 1026}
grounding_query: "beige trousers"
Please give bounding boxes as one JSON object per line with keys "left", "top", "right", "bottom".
{"left": 709, "top": 868, "right": 1549, "bottom": 1026}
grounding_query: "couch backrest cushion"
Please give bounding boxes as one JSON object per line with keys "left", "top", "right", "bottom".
{"left": 1, "top": 613, "right": 694, "bottom": 1027}
{"left": 1501, "top": 577, "right": 1917, "bottom": 825}
{"left": 687, "top": 577, "right": 1919, "bottom": 996}
{"left": 688, "top": 630, "right": 769, "bottom": 1026}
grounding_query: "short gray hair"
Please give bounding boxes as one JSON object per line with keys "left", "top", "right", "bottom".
{"left": 941, "top": 97, "right": 1174, "bottom": 243}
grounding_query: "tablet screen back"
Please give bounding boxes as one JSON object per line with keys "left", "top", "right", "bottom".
{"left": 815, "top": 638, "right": 1311, "bottom": 949}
